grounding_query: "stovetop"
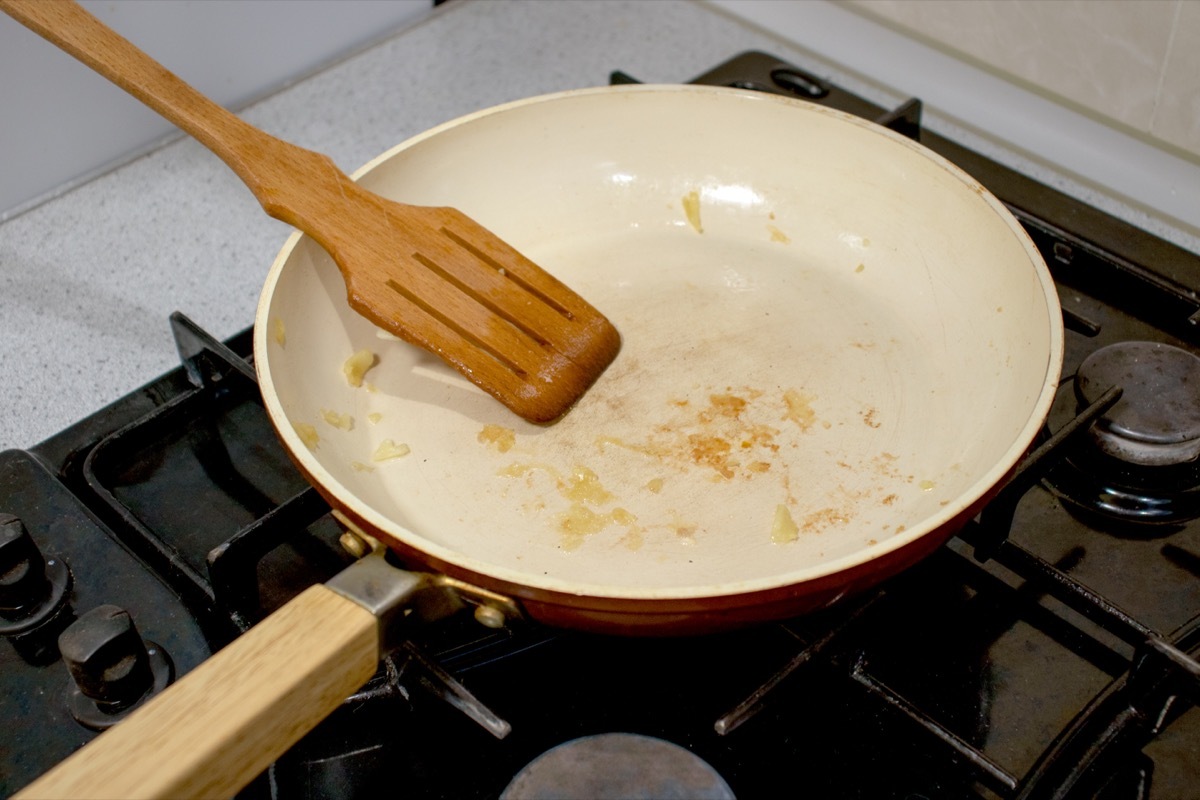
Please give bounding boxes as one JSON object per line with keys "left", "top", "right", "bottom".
{"left": 3, "top": 52, "right": 1200, "bottom": 800}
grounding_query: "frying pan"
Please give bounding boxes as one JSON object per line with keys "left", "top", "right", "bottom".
{"left": 17, "top": 86, "right": 1062, "bottom": 799}
{"left": 258, "top": 84, "right": 1062, "bottom": 630}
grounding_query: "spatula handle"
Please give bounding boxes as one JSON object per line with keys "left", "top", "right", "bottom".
{"left": 0, "top": 0, "right": 356, "bottom": 233}
{"left": 14, "top": 584, "right": 379, "bottom": 800}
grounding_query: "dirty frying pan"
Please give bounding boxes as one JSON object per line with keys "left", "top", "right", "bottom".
{"left": 258, "top": 84, "right": 1062, "bottom": 629}
{"left": 19, "top": 86, "right": 1062, "bottom": 799}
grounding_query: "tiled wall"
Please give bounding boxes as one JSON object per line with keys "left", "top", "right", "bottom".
{"left": 844, "top": 0, "right": 1200, "bottom": 160}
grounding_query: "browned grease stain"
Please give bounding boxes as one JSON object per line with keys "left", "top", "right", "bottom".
{"left": 782, "top": 389, "right": 817, "bottom": 432}
{"left": 596, "top": 388, "right": 795, "bottom": 482}
{"left": 485, "top": 388, "right": 923, "bottom": 549}
{"left": 800, "top": 507, "right": 853, "bottom": 533}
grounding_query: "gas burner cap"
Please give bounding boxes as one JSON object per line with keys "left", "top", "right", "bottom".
{"left": 1076, "top": 341, "right": 1200, "bottom": 466}
{"left": 500, "top": 733, "right": 735, "bottom": 800}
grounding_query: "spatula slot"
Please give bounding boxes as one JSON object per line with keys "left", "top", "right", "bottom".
{"left": 384, "top": 278, "right": 529, "bottom": 379}
{"left": 410, "top": 251, "right": 551, "bottom": 348}
{"left": 440, "top": 227, "right": 575, "bottom": 321}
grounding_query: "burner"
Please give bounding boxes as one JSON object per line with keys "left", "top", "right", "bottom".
{"left": 1076, "top": 342, "right": 1200, "bottom": 467}
{"left": 500, "top": 733, "right": 735, "bottom": 800}
{"left": 1044, "top": 342, "right": 1200, "bottom": 527}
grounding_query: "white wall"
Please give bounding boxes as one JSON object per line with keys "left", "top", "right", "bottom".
{"left": 0, "top": 0, "right": 430, "bottom": 220}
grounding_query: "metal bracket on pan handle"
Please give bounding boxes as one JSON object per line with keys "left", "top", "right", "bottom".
{"left": 329, "top": 510, "right": 518, "bottom": 739}
{"left": 330, "top": 510, "right": 523, "bottom": 630}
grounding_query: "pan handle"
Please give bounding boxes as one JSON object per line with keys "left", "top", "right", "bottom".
{"left": 16, "top": 581, "right": 385, "bottom": 799}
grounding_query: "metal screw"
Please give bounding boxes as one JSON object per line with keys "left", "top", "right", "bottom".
{"left": 473, "top": 604, "right": 506, "bottom": 629}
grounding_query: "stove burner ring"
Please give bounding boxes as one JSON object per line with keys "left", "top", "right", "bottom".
{"left": 1075, "top": 341, "right": 1200, "bottom": 467}
{"left": 500, "top": 733, "right": 735, "bottom": 800}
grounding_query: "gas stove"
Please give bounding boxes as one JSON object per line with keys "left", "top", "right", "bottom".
{"left": 3, "top": 51, "right": 1200, "bottom": 800}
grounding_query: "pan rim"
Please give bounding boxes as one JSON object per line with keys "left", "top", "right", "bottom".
{"left": 254, "top": 83, "right": 1064, "bottom": 602}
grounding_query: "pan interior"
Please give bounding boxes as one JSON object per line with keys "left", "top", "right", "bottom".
{"left": 256, "top": 86, "right": 1060, "bottom": 599}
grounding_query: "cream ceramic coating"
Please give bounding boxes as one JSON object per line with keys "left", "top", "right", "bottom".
{"left": 254, "top": 85, "right": 1063, "bottom": 602}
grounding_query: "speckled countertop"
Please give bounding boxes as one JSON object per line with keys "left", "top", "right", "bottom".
{"left": 0, "top": 0, "right": 1195, "bottom": 451}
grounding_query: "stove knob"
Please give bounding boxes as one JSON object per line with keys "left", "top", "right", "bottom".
{"left": 0, "top": 514, "right": 48, "bottom": 613}
{"left": 59, "top": 605, "right": 174, "bottom": 729}
{"left": 0, "top": 514, "right": 71, "bottom": 636}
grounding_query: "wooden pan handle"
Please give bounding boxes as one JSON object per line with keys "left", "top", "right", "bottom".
{"left": 15, "top": 585, "right": 379, "bottom": 800}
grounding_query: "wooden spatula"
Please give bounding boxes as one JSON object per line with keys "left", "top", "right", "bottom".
{"left": 1, "top": 0, "right": 620, "bottom": 423}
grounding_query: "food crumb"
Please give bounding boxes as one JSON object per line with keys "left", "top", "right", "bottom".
{"left": 478, "top": 424, "right": 516, "bottom": 453}
{"left": 682, "top": 190, "right": 703, "bottom": 233}
{"left": 767, "top": 224, "right": 790, "bottom": 243}
{"left": 271, "top": 317, "right": 286, "bottom": 347}
{"left": 782, "top": 388, "right": 818, "bottom": 431}
{"left": 371, "top": 439, "right": 411, "bottom": 462}
{"left": 320, "top": 408, "right": 354, "bottom": 431}
{"left": 351, "top": 461, "right": 374, "bottom": 473}
{"left": 855, "top": 263, "right": 865, "bottom": 273}
{"left": 645, "top": 477, "right": 665, "bottom": 493}
{"left": 343, "top": 349, "right": 377, "bottom": 387}
{"left": 919, "top": 479, "right": 936, "bottom": 491}
{"left": 556, "top": 504, "right": 635, "bottom": 550}
{"left": 564, "top": 465, "right": 613, "bottom": 506}
{"left": 772, "top": 504, "right": 799, "bottom": 544}
{"left": 367, "top": 412, "right": 382, "bottom": 425}
{"left": 293, "top": 422, "right": 319, "bottom": 450}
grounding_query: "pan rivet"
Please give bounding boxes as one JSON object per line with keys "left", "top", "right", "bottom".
{"left": 473, "top": 604, "right": 506, "bottom": 629}
{"left": 338, "top": 532, "right": 370, "bottom": 559}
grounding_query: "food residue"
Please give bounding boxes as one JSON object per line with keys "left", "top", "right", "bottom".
{"left": 351, "top": 461, "right": 374, "bottom": 473}
{"left": 597, "top": 390, "right": 790, "bottom": 481}
{"left": 557, "top": 505, "right": 636, "bottom": 551}
{"left": 855, "top": 263, "right": 865, "bottom": 273}
{"left": 343, "top": 349, "right": 377, "bottom": 387}
{"left": 563, "top": 466, "right": 614, "bottom": 505}
{"left": 771, "top": 504, "right": 799, "bottom": 544}
{"left": 478, "top": 424, "right": 516, "bottom": 453}
{"left": 682, "top": 190, "right": 703, "bottom": 233}
{"left": 272, "top": 317, "right": 286, "bottom": 346}
{"left": 799, "top": 506, "right": 853, "bottom": 534}
{"left": 320, "top": 408, "right": 354, "bottom": 431}
{"left": 709, "top": 393, "right": 747, "bottom": 418}
{"left": 371, "top": 439, "right": 411, "bottom": 462}
{"left": 645, "top": 477, "right": 665, "bottom": 493}
{"left": 782, "top": 389, "right": 817, "bottom": 431}
{"left": 767, "top": 224, "right": 790, "bottom": 244}
{"left": 920, "top": 479, "right": 937, "bottom": 492}
{"left": 367, "top": 412, "right": 382, "bottom": 425}
{"left": 293, "top": 422, "right": 319, "bottom": 450}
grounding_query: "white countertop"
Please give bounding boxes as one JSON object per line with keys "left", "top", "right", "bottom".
{"left": 1, "top": 0, "right": 1196, "bottom": 452}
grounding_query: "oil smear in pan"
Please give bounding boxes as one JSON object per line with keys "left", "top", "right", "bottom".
{"left": 485, "top": 386, "right": 893, "bottom": 552}
{"left": 497, "top": 461, "right": 639, "bottom": 551}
